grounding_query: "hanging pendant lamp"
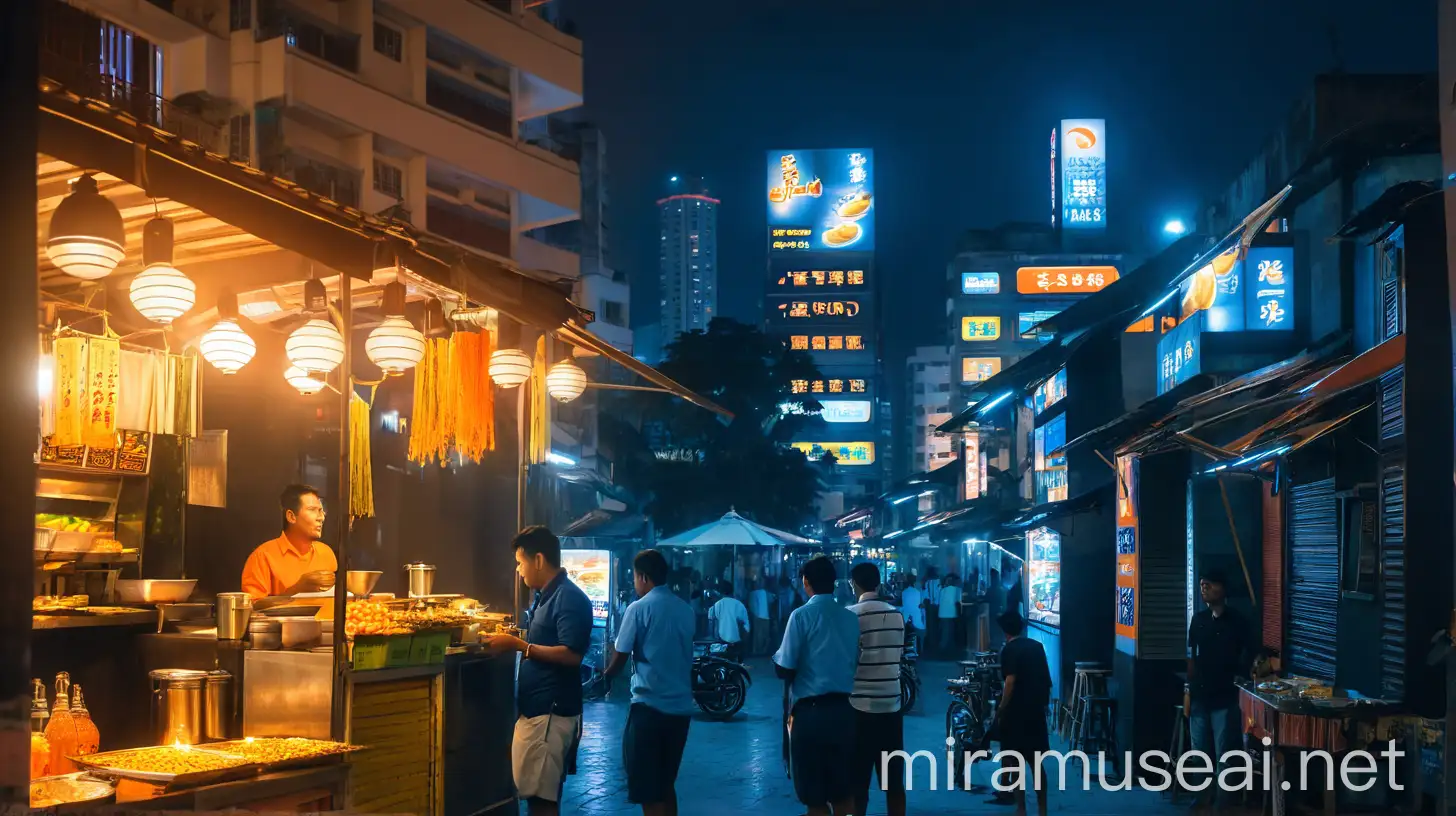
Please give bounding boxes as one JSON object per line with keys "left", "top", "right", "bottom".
{"left": 546, "top": 359, "right": 587, "bottom": 402}
{"left": 46, "top": 174, "right": 126, "bottom": 280}
{"left": 285, "top": 365, "right": 326, "bottom": 396}
{"left": 285, "top": 278, "right": 345, "bottom": 375}
{"left": 489, "top": 349, "right": 532, "bottom": 388}
{"left": 129, "top": 216, "right": 196, "bottom": 324}
{"left": 365, "top": 282, "right": 425, "bottom": 374}
{"left": 199, "top": 291, "right": 256, "bottom": 375}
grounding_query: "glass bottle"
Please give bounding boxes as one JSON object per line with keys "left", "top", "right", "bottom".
{"left": 70, "top": 684, "right": 99, "bottom": 757}
{"left": 30, "top": 679, "right": 50, "bottom": 780}
{"left": 44, "top": 672, "right": 78, "bottom": 775}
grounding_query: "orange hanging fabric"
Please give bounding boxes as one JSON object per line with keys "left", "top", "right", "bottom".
{"left": 529, "top": 336, "right": 549, "bottom": 465}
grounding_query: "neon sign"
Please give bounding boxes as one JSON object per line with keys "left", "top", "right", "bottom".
{"left": 1016, "top": 266, "right": 1118, "bottom": 294}
{"left": 789, "top": 334, "right": 865, "bottom": 352}
{"left": 791, "top": 441, "right": 875, "bottom": 465}
{"left": 961, "top": 316, "right": 1001, "bottom": 341}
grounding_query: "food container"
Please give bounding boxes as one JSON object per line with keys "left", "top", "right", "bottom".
{"left": 149, "top": 669, "right": 207, "bottom": 745}
{"left": 203, "top": 671, "right": 234, "bottom": 741}
{"left": 278, "top": 617, "right": 322, "bottom": 649}
{"left": 248, "top": 617, "right": 282, "bottom": 650}
{"left": 215, "top": 593, "right": 252, "bottom": 641}
{"left": 34, "top": 528, "right": 56, "bottom": 552}
{"left": 117, "top": 579, "right": 197, "bottom": 604}
{"left": 69, "top": 745, "right": 255, "bottom": 787}
{"left": 405, "top": 563, "right": 436, "bottom": 598}
{"left": 346, "top": 570, "right": 382, "bottom": 597}
{"left": 29, "top": 772, "right": 116, "bottom": 809}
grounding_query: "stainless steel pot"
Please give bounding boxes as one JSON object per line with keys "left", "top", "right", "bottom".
{"left": 148, "top": 669, "right": 206, "bottom": 745}
{"left": 215, "top": 593, "right": 252, "bottom": 640}
{"left": 405, "top": 563, "right": 436, "bottom": 598}
{"left": 203, "top": 671, "right": 233, "bottom": 741}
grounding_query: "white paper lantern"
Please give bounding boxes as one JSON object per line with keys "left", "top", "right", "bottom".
{"left": 285, "top": 365, "right": 326, "bottom": 396}
{"left": 129, "top": 263, "right": 196, "bottom": 325}
{"left": 199, "top": 318, "right": 256, "bottom": 375}
{"left": 489, "top": 349, "right": 532, "bottom": 388}
{"left": 46, "top": 175, "right": 126, "bottom": 280}
{"left": 286, "top": 318, "right": 345, "bottom": 375}
{"left": 545, "top": 360, "right": 587, "bottom": 403}
{"left": 365, "top": 316, "right": 426, "bottom": 374}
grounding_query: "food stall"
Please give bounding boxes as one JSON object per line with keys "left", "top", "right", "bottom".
{"left": 22, "top": 42, "right": 731, "bottom": 813}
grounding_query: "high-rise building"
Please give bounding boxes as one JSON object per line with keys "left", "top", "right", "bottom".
{"left": 905, "top": 347, "right": 953, "bottom": 475}
{"left": 657, "top": 176, "right": 718, "bottom": 343}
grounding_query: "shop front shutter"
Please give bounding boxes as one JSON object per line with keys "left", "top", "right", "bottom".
{"left": 1379, "top": 461, "right": 1406, "bottom": 700}
{"left": 1286, "top": 478, "right": 1338, "bottom": 681}
{"left": 1380, "top": 244, "right": 1403, "bottom": 342}
{"left": 1379, "top": 366, "right": 1405, "bottom": 448}
{"left": 1261, "top": 483, "right": 1284, "bottom": 653}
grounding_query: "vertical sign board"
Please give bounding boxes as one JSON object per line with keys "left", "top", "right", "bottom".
{"left": 1049, "top": 127, "right": 1058, "bottom": 229}
{"left": 1157, "top": 317, "right": 1202, "bottom": 395}
{"left": 1115, "top": 453, "right": 1139, "bottom": 653}
{"left": 1060, "top": 119, "right": 1107, "bottom": 230}
{"left": 964, "top": 432, "right": 981, "bottom": 501}
{"left": 1244, "top": 246, "right": 1294, "bottom": 331}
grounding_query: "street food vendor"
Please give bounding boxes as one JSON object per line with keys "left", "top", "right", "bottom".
{"left": 241, "top": 484, "right": 337, "bottom": 601}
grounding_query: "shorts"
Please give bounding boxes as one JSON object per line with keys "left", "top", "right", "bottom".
{"left": 853, "top": 709, "right": 906, "bottom": 801}
{"left": 623, "top": 704, "right": 691, "bottom": 804}
{"left": 511, "top": 712, "right": 581, "bottom": 802}
{"left": 790, "top": 695, "right": 856, "bottom": 807}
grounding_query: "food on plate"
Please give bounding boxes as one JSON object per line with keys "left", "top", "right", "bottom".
{"left": 30, "top": 776, "right": 112, "bottom": 808}
{"left": 572, "top": 570, "right": 608, "bottom": 594}
{"left": 77, "top": 746, "right": 247, "bottom": 775}
{"left": 836, "top": 192, "right": 871, "bottom": 219}
{"left": 1298, "top": 684, "right": 1333, "bottom": 700}
{"left": 33, "top": 596, "right": 89, "bottom": 611}
{"left": 207, "top": 737, "right": 355, "bottom": 764}
{"left": 345, "top": 601, "right": 408, "bottom": 637}
{"left": 822, "top": 223, "right": 861, "bottom": 247}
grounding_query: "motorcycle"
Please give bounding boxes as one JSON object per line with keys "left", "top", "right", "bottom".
{"left": 693, "top": 641, "right": 751, "bottom": 719}
{"left": 900, "top": 629, "right": 921, "bottom": 713}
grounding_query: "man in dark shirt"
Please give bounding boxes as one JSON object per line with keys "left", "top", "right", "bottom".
{"left": 486, "top": 526, "right": 593, "bottom": 815}
{"left": 994, "top": 610, "right": 1051, "bottom": 815}
{"left": 1186, "top": 569, "right": 1254, "bottom": 806}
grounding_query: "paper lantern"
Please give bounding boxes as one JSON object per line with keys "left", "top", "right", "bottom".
{"left": 129, "top": 263, "right": 196, "bottom": 325}
{"left": 285, "top": 318, "right": 345, "bottom": 375}
{"left": 199, "top": 319, "right": 256, "bottom": 375}
{"left": 46, "top": 175, "right": 125, "bottom": 280}
{"left": 285, "top": 365, "right": 326, "bottom": 396}
{"left": 488, "top": 349, "right": 532, "bottom": 388}
{"left": 545, "top": 360, "right": 586, "bottom": 403}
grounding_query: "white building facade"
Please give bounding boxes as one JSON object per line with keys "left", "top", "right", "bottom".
{"left": 906, "top": 345, "right": 954, "bottom": 474}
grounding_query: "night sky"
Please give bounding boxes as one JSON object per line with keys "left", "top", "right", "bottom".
{"left": 561, "top": 0, "right": 1437, "bottom": 362}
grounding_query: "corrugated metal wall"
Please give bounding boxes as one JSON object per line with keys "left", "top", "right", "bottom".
{"left": 1286, "top": 478, "right": 1338, "bottom": 681}
{"left": 1261, "top": 483, "right": 1283, "bottom": 653}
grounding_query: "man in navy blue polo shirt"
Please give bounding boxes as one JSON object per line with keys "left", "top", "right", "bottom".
{"left": 486, "top": 526, "right": 593, "bottom": 815}
{"left": 604, "top": 549, "right": 696, "bottom": 816}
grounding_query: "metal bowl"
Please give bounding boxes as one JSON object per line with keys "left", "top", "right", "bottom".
{"left": 30, "top": 773, "right": 116, "bottom": 809}
{"left": 346, "top": 570, "right": 383, "bottom": 597}
{"left": 116, "top": 579, "right": 197, "bottom": 603}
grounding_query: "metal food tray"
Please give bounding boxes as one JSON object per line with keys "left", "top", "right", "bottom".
{"left": 70, "top": 746, "right": 260, "bottom": 788}
{"left": 204, "top": 738, "right": 366, "bottom": 772}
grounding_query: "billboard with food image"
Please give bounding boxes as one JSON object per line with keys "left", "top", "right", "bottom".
{"left": 561, "top": 549, "right": 611, "bottom": 622}
{"left": 767, "top": 149, "right": 874, "bottom": 253}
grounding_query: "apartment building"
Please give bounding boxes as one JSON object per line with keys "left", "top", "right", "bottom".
{"left": 905, "top": 346, "right": 953, "bottom": 475}
{"left": 658, "top": 175, "right": 718, "bottom": 344}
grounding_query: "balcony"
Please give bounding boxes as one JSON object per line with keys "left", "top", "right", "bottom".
{"left": 517, "top": 235, "right": 580, "bottom": 279}
{"left": 426, "top": 199, "right": 512, "bottom": 258}
{"left": 259, "top": 149, "right": 361, "bottom": 208}
{"left": 425, "top": 71, "right": 511, "bottom": 139}
{"left": 39, "top": 49, "right": 222, "bottom": 150}
{"left": 257, "top": 0, "right": 359, "bottom": 74}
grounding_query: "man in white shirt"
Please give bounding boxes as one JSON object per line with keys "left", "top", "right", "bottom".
{"left": 938, "top": 575, "right": 963, "bottom": 657}
{"left": 708, "top": 591, "right": 750, "bottom": 660}
{"left": 899, "top": 576, "right": 924, "bottom": 656}
{"left": 848, "top": 563, "right": 906, "bottom": 816}
{"left": 748, "top": 581, "right": 772, "bottom": 656}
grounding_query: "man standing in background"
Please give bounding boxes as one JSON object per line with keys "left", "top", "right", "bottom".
{"left": 748, "top": 579, "right": 772, "bottom": 656}
{"left": 923, "top": 570, "right": 941, "bottom": 656}
{"left": 708, "top": 589, "right": 750, "bottom": 660}
{"left": 900, "top": 574, "right": 924, "bottom": 656}
{"left": 848, "top": 563, "right": 907, "bottom": 816}
{"left": 938, "top": 574, "right": 963, "bottom": 657}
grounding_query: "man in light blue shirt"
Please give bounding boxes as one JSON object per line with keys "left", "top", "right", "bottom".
{"left": 774, "top": 555, "right": 860, "bottom": 816}
{"left": 604, "top": 549, "right": 695, "bottom": 815}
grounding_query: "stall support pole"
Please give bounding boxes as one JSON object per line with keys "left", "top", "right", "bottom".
{"left": 331, "top": 277, "right": 353, "bottom": 741}
{"left": 0, "top": 2, "right": 38, "bottom": 804}
{"left": 514, "top": 379, "right": 527, "bottom": 624}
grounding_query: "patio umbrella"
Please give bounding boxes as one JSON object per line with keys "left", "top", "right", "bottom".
{"left": 657, "top": 510, "right": 819, "bottom": 599}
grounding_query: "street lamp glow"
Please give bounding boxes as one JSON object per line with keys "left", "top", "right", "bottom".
{"left": 670, "top": 175, "right": 679, "bottom": 183}
{"left": 1163, "top": 219, "right": 1188, "bottom": 236}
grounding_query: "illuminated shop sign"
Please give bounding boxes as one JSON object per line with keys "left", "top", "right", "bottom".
{"left": 1115, "top": 453, "right": 1139, "bottom": 647}
{"left": 821, "top": 400, "right": 872, "bottom": 423}
{"left": 1059, "top": 119, "right": 1106, "bottom": 230}
{"left": 773, "top": 268, "right": 868, "bottom": 288}
{"left": 964, "top": 433, "right": 982, "bottom": 500}
{"left": 776, "top": 300, "right": 862, "bottom": 320}
{"left": 1177, "top": 246, "right": 1295, "bottom": 333}
{"left": 788, "top": 334, "right": 866, "bottom": 352}
{"left": 1033, "top": 368, "right": 1066, "bottom": 416}
{"left": 1049, "top": 127, "right": 1058, "bottom": 228}
{"left": 791, "top": 441, "right": 876, "bottom": 465}
{"left": 961, "top": 316, "right": 1001, "bottom": 342}
{"left": 790, "top": 378, "right": 868, "bottom": 395}
{"left": 1157, "top": 316, "right": 1201, "bottom": 395}
{"left": 1027, "top": 527, "right": 1062, "bottom": 627}
{"left": 1018, "top": 310, "right": 1062, "bottom": 337}
{"left": 961, "top": 272, "right": 1000, "bottom": 295}
{"left": 767, "top": 149, "right": 874, "bottom": 253}
{"left": 962, "top": 356, "right": 1001, "bottom": 383}
{"left": 1016, "top": 266, "right": 1118, "bottom": 295}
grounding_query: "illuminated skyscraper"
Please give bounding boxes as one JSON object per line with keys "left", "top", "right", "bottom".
{"left": 657, "top": 176, "right": 718, "bottom": 344}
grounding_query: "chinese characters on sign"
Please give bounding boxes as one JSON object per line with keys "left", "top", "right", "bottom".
{"left": 778, "top": 300, "right": 861, "bottom": 319}
{"left": 770, "top": 228, "right": 812, "bottom": 251}
{"left": 788, "top": 334, "right": 866, "bottom": 352}
{"left": 1059, "top": 119, "right": 1106, "bottom": 231}
{"left": 1245, "top": 246, "right": 1294, "bottom": 331}
{"left": 768, "top": 153, "right": 822, "bottom": 204}
{"left": 1178, "top": 245, "right": 1295, "bottom": 333}
{"left": 1016, "top": 266, "right": 1118, "bottom": 295}
{"left": 791, "top": 441, "right": 875, "bottom": 465}
{"left": 789, "top": 378, "right": 868, "bottom": 395}
{"left": 1115, "top": 453, "right": 1139, "bottom": 648}
{"left": 961, "top": 316, "right": 1001, "bottom": 342}
{"left": 962, "top": 356, "right": 1002, "bottom": 383}
{"left": 767, "top": 149, "right": 875, "bottom": 253}
{"left": 774, "top": 269, "right": 868, "bottom": 288}
{"left": 961, "top": 272, "right": 1000, "bottom": 295}
{"left": 1156, "top": 317, "right": 1202, "bottom": 395}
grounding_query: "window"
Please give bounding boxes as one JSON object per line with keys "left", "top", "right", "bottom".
{"left": 373, "top": 21, "right": 403, "bottom": 61}
{"left": 602, "top": 301, "right": 626, "bottom": 327}
{"left": 227, "top": 114, "right": 251, "bottom": 163}
{"left": 373, "top": 159, "right": 403, "bottom": 200}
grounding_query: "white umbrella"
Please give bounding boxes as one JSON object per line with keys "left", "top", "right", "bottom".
{"left": 657, "top": 510, "right": 819, "bottom": 600}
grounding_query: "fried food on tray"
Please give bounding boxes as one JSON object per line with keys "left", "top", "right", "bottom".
{"left": 208, "top": 738, "right": 353, "bottom": 764}
{"left": 79, "top": 747, "right": 246, "bottom": 775}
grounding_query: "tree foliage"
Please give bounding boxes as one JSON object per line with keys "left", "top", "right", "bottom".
{"left": 599, "top": 318, "right": 827, "bottom": 536}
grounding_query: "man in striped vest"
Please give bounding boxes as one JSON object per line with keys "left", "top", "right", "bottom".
{"left": 848, "top": 562, "right": 907, "bottom": 816}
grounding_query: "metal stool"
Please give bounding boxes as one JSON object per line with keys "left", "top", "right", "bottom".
{"left": 1077, "top": 695, "right": 1119, "bottom": 774}
{"left": 1061, "top": 663, "right": 1110, "bottom": 742}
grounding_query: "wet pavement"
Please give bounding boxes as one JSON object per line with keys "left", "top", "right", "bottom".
{"left": 562, "top": 657, "right": 1195, "bottom": 815}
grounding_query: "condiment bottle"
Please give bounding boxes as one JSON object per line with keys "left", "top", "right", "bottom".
{"left": 30, "top": 679, "right": 50, "bottom": 779}
{"left": 44, "top": 672, "right": 78, "bottom": 775}
{"left": 70, "top": 684, "right": 99, "bottom": 757}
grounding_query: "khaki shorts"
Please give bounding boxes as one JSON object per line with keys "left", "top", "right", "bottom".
{"left": 511, "top": 713, "right": 581, "bottom": 802}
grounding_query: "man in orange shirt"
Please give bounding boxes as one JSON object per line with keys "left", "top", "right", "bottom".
{"left": 241, "top": 484, "right": 337, "bottom": 600}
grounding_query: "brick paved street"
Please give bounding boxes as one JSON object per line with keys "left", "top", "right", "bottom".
{"left": 562, "top": 658, "right": 1196, "bottom": 815}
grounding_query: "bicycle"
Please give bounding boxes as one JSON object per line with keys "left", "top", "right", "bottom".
{"left": 944, "top": 652, "right": 1002, "bottom": 786}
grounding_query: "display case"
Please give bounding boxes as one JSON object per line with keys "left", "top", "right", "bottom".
{"left": 1026, "top": 526, "right": 1061, "bottom": 627}
{"left": 34, "top": 469, "right": 149, "bottom": 592}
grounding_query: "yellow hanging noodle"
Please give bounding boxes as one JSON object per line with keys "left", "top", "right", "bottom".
{"left": 349, "top": 392, "right": 375, "bottom": 518}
